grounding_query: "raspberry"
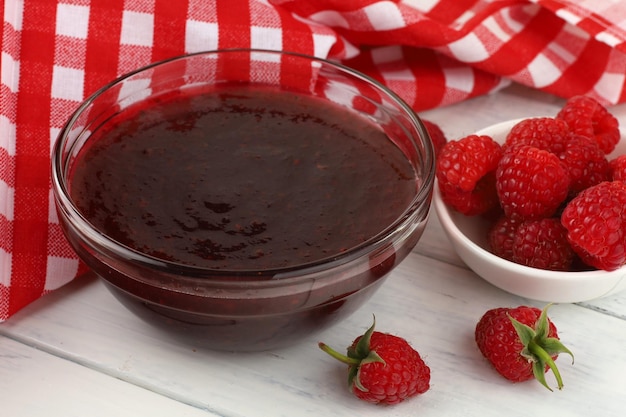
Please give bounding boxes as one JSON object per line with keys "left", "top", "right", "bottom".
{"left": 512, "top": 218, "right": 574, "bottom": 271}
{"left": 319, "top": 318, "right": 430, "bottom": 405}
{"left": 488, "top": 215, "right": 521, "bottom": 262}
{"left": 503, "top": 117, "right": 570, "bottom": 155}
{"left": 350, "top": 332, "right": 430, "bottom": 404}
{"left": 475, "top": 305, "right": 572, "bottom": 391}
{"left": 436, "top": 135, "right": 502, "bottom": 215}
{"left": 496, "top": 146, "right": 570, "bottom": 220}
{"left": 504, "top": 117, "right": 609, "bottom": 195}
{"left": 556, "top": 95, "right": 620, "bottom": 154}
{"left": 561, "top": 181, "right": 626, "bottom": 271}
{"left": 422, "top": 119, "right": 447, "bottom": 159}
{"left": 558, "top": 134, "right": 610, "bottom": 195}
{"left": 609, "top": 155, "right": 626, "bottom": 182}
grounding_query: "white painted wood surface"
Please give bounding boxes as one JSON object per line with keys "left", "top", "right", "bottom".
{"left": 2, "top": 83, "right": 626, "bottom": 416}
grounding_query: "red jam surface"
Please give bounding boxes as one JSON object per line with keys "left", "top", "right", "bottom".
{"left": 69, "top": 85, "right": 417, "bottom": 271}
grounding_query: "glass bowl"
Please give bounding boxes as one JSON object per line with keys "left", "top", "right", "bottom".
{"left": 51, "top": 49, "right": 435, "bottom": 351}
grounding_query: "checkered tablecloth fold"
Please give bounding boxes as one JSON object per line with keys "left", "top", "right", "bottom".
{"left": 1, "top": 0, "right": 626, "bottom": 320}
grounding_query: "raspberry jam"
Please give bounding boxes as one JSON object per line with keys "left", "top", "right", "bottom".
{"left": 69, "top": 85, "right": 417, "bottom": 270}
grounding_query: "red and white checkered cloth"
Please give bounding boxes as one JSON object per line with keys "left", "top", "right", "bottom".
{"left": 1, "top": 0, "right": 626, "bottom": 320}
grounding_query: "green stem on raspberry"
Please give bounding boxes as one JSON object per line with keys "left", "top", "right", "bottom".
{"left": 318, "top": 342, "right": 361, "bottom": 366}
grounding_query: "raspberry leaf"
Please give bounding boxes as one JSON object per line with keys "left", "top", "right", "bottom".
{"left": 511, "top": 318, "right": 535, "bottom": 348}
{"left": 508, "top": 304, "right": 574, "bottom": 391}
{"left": 535, "top": 305, "right": 550, "bottom": 339}
{"left": 348, "top": 317, "right": 377, "bottom": 359}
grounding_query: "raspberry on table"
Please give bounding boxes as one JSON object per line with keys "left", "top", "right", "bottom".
{"left": 561, "top": 181, "right": 626, "bottom": 271}
{"left": 475, "top": 305, "right": 573, "bottom": 391}
{"left": 436, "top": 135, "right": 502, "bottom": 215}
{"left": 496, "top": 145, "right": 570, "bottom": 220}
{"left": 512, "top": 218, "right": 574, "bottom": 271}
{"left": 319, "top": 318, "right": 430, "bottom": 405}
{"left": 556, "top": 95, "right": 620, "bottom": 154}
{"left": 609, "top": 154, "right": 626, "bottom": 182}
{"left": 350, "top": 331, "right": 430, "bottom": 404}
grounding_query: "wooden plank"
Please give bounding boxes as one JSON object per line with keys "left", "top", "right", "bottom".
{"left": 0, "top": 336, "right": 219, "bottom": 416}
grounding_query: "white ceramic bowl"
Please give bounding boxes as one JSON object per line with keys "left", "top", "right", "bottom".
{"left": 434, "top": 119, "right": 626, "bottom": 303}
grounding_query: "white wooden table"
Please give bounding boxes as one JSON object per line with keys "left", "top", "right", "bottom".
{"left": 2, "top": 83, "right": 625, "bottom": 416}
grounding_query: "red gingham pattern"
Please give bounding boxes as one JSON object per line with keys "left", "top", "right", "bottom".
{"left": 1, "top": 0, "right": 626, "bottom": 320}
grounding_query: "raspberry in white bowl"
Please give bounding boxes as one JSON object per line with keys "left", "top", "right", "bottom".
{"left": 434, "top": 99, "right": 626, "bottom": 302}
